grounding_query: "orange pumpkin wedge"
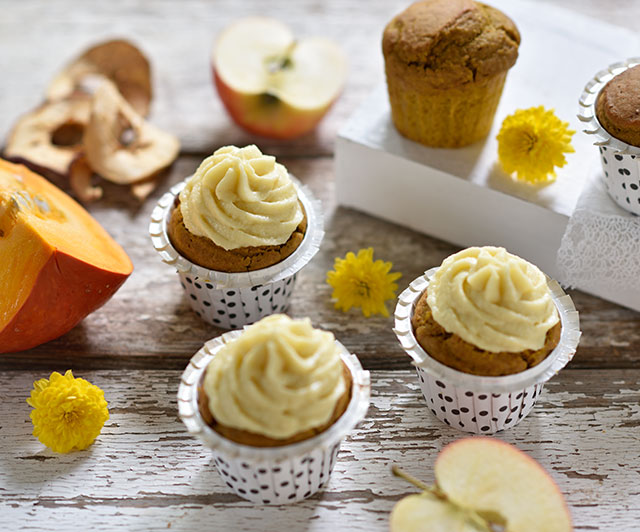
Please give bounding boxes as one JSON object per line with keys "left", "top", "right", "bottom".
{"left": 0, "top": 159, "right": 132, "bottom": 353}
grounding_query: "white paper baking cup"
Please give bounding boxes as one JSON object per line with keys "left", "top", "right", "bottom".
{"left": 393, "top": 268, "right": 581, "bottom": 434}
{"left": 177, "top": 330, "right": 370, "bottom": 504}
{"left": 578, "top": 57, "right": 640, "bottom": 216}
{"left": 150, "top": 177, "right": 324, "bottom": 329}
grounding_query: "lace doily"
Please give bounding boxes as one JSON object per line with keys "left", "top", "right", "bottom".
{"left": 557, "top": 167, "right": 640, "bottom": 306}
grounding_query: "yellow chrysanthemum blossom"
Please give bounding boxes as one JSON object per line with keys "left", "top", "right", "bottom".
{"left": 327, "top": 247, "right": 401, "bottom": 317}
{"left": 27, "top": 370, "right": 109, "bottom": 453}
{"left": 497, "top": 106, "right": 575, "bottom": 184}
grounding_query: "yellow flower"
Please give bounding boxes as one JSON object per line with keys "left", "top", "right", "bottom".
{"left": 27, "top": 370, "right": 109, "bottom": 453}
{"left": 326, "top": 248, "right": 401, "bottom": 317}
{"left": 497, "top": 106, "right": 575, "bottom": 184}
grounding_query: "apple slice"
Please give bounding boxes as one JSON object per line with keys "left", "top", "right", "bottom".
{"left": 83, "top": 80, "right": 180, "bottom": 186}
{"left": 391, "top": 493, "right": 485, "bottom": 532}
{"left": 436, "top": 438, "right": 571, "bottom": 532}
{"left": 47, "top": 39, "right": 152, "bottom": 117}
{"left": 390, "top": 438, "right": 572, "bottom": 532}
{"left": 0, "top": 159, "right": 132, "bottom": 353}
{"left": 212, "top": 17, "right": 347, "bottom": 139}
{"left": 4, "top": 97, "right": 91, "bottom": 176}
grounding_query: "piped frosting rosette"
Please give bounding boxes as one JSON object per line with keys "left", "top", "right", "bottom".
{"left": 203, "top": 315, "right": 346, "bottom": 440}
{"left": 177, "top": 320, "right": 370, "bottom": 504}
{"left": 394, "top": 247, "right": 581, "bottom": 434}
{"left": 179, "top": 145, "right": 303, "bottom": 250}
{"left": 426, "top": 246, "right": 559, "bottom": 353}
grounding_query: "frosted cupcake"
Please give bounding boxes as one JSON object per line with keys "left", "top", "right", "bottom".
{"left": 168, "top": 145, "right": 306, "bottom": 272}
{"left": 394, "top": 247, "right": 580, "bottom": 434}
{"left": 412, "top": 247, "right": 561, "bottom": 377}
{"left": 177, "top": 315, "right": 370, "bottom": 504}
{"left": 150, "top": 145, "right": 324, "bottom": 329}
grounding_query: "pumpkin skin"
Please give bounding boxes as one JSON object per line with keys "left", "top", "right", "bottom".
{"left": 0, "top": 159, "right": 133, "bottom": 352}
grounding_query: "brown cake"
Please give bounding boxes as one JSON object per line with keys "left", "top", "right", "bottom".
{"left": 167, "top": 144, "right": 307, "bottom": 272}
{"left": 596, "top": 64, "right": 640, "bottom": 147}
{"left": 412, "top": 286, "right": 561, "bottom": 376}
{"left": 382, "top": 0, "right": 520, "bottom": 147}
{"left": 198, "top": 363, "right": 352, "bottom": 447}
{"left": 168, "top": 199, "right": 306, "bottom": 273}
{"left": 411, "top": 247, "right": 561, "bottom": 377}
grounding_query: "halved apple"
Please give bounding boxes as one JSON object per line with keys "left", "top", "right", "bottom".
{"left": 391, "top": 438, "right": 572, "bottom": 532}
{"left": 212, "top": 17, "right": 347, "bottom": 139}
{"left": 0, "top": 159, "right": 133, "bottom": 353}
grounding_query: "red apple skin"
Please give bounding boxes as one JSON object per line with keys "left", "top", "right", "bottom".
{"left": 213, "top": 69, "right": 336, "bottom": 139}
{"left": 0, "top": 251, "right": 129, "bottom": 353}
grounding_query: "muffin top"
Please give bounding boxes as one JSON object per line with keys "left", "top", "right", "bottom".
{"left": 179, "top": 145, "right": 303, "bottom": 250}
{"left": 202, "top": 314, "right": 347, "bottom": 440}
{"left": 382, "top": 0, "right": 520, "bottom": 88}
{"left": 596, "top": 64, "right": 640, "bottom": 147}
{"left": 426, "top": 247, "right": 559, "bottom": 353}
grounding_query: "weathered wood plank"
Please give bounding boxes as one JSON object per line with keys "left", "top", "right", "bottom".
{"left": 2, "top": 0, "right": 639, "bottom": 157}
{"left": 0, "top": 155, "right": 637, "bottom": 371}
{"left": 1, "top": 369, "right": 639, "bottom": 531}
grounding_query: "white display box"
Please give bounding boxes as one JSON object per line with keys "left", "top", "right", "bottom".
{"left": 336, "top": 0, "right": 640, "bottom": 310}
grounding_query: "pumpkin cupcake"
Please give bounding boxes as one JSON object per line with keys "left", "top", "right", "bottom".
{"left": 150, "top": 145, "right": 324, "bottom": 329}
{"left": 178, "top": 315, "right": 370, "bottom": 504}
{"left": 382, "top": 0, "right": 520, "bottom": 147}
{"left": 394, "top": 247, "right": 580, "bottom": 434}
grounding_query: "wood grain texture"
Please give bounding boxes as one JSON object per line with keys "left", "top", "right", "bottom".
{"left": 1, "top": 1, "right": 640, "bottom": 530}
{"left": 2, "top": 369, "right": 639, "bottom": 531}
{"left": 0, "top": 154, "right": 637, "bottom": 371}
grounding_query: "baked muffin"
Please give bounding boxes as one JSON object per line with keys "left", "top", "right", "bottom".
{"left": 167, "top": 144, "right": 305, "bottom": 272}
{"left": 382, "top": 0, "right": 520, "bottom": 148}
{"left": 596, "top": 64, "right": 640, "bottom": 147}
{"left": 198, "top": 314, "right": 352, "bottom": 447}
{"left": 411, "top": 247, "right": 561, "bottom": 376}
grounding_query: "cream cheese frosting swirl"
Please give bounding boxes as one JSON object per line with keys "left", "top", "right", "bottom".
{"left": 179, "top": 145, "right": 303, "bottom": 250}
{"left": 427, "top": 247, "right": 559, "bottom": 353}
{"left": 203, "top": 314, "right": 346, "bottom": 440}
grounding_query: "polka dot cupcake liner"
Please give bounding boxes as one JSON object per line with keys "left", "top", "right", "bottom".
{"left": 597, "top": 147, "right": 640, "bottom": 215}
{"left": 210, "top": 440, "right": 341, "bottom": 504}
{"left": 578, "top": 57, "right": 640, "bottom": 216}
{"left": 178, "top": 273, "right": 296, "bottom": 329}
{"left": 393, "top": 268, "right": 581, "bottom": 434}
{"left": 150, "top": 176, "right": 324, "bottom": 329}
{"left": 177, "top": 330, "right": 371, "bottom": 504}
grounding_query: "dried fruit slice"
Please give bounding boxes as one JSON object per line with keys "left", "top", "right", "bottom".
{"left": 83, "top": 81, "right": 180, "bottom": 185}
{"left": 47, "top": 39, "right": 152, "bottom": 116}
{"left": 4, "top": 97, "right": 90, "bottom": 176}
{"left": 69, "top": 155, "right": 102, "bottom": 202}
{"left": 0, "top": 159, "right": 133, "bottom": 353}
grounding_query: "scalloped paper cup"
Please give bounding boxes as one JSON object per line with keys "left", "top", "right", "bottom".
{"left": 177, "top": 330, "right": 370, "bottom": 504}
{"left": 150, "top": 177, "right": 324, "bottom": 329}
{"left": 394, "top": 268, "right": 581, "bottom": 434}
{"left": 578, "top": 57, "right": 640, "bottom": 216}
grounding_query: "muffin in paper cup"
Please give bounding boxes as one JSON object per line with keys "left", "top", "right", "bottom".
{"left": 149, "top": 177, "right": 324, "bottom": 329}
{"left": 393, "top": 267, "right": 581, "bottom": 434}
{"left": 177, "top": 329, "right": 370, "bottom": 504}
{"left": 578, "top": 57, "right": 640, "bottom": 216}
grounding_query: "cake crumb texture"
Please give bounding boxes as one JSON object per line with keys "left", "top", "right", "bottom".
{"left": 596, "top": 64, "right": 640, "bottom": 147}
{"left": 412, "top": 286, "right": 561, "bottom": 376}
{"left": 168, "top": 200, "right": 306, "bottom": 272}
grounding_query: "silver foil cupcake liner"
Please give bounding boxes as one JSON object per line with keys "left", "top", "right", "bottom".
{"left": 150, "top": 176, "right": 324, "bottom": 329}
{"left": 394, "top": 267, "right": 581, "bottom": 434}
{"left": 177, "top": 330, "right": 370, "bottom": 504}
{"left": 578, "top": 57, "right": 640, "bottom": 216}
